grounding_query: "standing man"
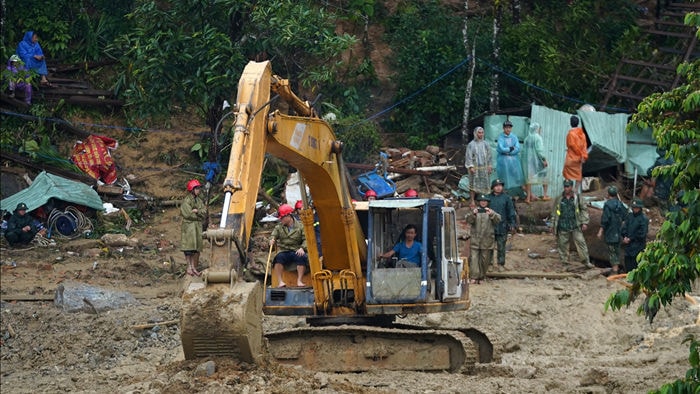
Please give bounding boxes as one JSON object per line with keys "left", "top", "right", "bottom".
{"left": 551, "top": 179, "right": 594, "bottom": 269}
{"left": 4, "top": 203, "right": 38, "bottom": 246}
{"left": 270, "top": 204, "right": 308, "bottom": 287}
{"left": 621, "top": 198, "right": 648, "bottom": 273}
{"left": 181, "top": 179, "right": 207, "bottom": 276}
{"left": 496, "top": 120, "right": 525, "bottom": 199}
{"left": 465, "top": 194, "right": 501, "bottom": 283}
{"left": 597, "top": 186, "right": 627, "bottom": 274}
{"left": 563, "top": 115, "right": 588, "bottom": 193}
{"left": 465, "top": 126, "right": 492, "bottom": 208}
{"left": 489, "top": 179, "right": 516, "bottom": 272}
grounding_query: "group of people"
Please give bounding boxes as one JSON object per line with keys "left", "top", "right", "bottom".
{"left": 466, "top": 176, "right": 650, "bottom": 284}
{"left": 465, "top": 115, "right": 592, "bottom": 208}
{"left": 4, "top": 30, "right": 52, "bottom": 105}
{"left": 463, "top": 116, "right": 648, "bottom": 282}
{"left": 465, "top": 120, "right": 551, "bottom": 208}
{"left": 465, "top": 178, "right": 517, "bottom": 283}
{"left": 598, "top": 187, "right": 649, "bottom": 274}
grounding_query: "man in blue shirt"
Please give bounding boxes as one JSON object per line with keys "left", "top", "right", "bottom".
{"left": 381, "top": 224, "right": 422, "bottom": 267}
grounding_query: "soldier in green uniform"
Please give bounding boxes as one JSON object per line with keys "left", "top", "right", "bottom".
{"left": 489, "top": 179, "right": 516, "bottom": 272}
{"left": 4, "top": 203, "right": 38, "bottom": 246}
{"left": 465, "top": 194, "right": 501, "bottom": 283}
{"left": 621, "top": 198, "right": 648, "bottom": 273}
{"left": 270, "top": 204, "right": 308, "bottom": 287}
{"left": 597, "top": 186, "right": 627, "bottom": 274}
{"left": 551, "top": 179, "right": 594, "bottom": 269}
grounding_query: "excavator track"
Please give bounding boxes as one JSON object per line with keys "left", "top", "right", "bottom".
{"left": 265, "top": 325, "right": 480, "bottom": 372}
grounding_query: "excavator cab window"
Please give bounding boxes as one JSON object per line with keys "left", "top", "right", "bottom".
{"left": 366, "top": 199, "right": 437, "bottom": 303}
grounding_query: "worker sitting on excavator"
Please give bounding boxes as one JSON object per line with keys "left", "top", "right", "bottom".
{"left": 380, "top": 224, "right": 422, "bottom": 268}
{"left": 270, "top": 204, "right": 308, "bottom": 287}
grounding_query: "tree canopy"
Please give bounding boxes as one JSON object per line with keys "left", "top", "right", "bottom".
{"left": 605, "top": 13, "right": 700, "bottom": 392}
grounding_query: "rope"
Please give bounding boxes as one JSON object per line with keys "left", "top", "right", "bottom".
{"left": 47, "top": 207, "right": 94, "bottom": 240}
{"left": 31, "top": 233, "right": 56, "bottom": 247}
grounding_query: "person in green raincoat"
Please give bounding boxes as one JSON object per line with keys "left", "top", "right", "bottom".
{"left": 181, "top": 179, "right": 207, "bottom": 276}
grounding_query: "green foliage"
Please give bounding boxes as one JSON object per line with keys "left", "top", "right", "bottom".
{"left": 649, "top": 335, "right": 700, "bottom": 394}
{"left": 381, "top": 1, "right": 490, "bottom": 147}
{"left": 330, "top": 113, "right": 382, "bottom": 164}
{"left": 500, "top": 0, "right": 640, "bottom": 110}
{"left": 19, "top": 136, "right": 82, "bottom": 173}
{"left": 190, "top": 141, "right": 210, "bottom": 161}
{"left": 2, "top": 1, "right": 133, "bottom": 63}
{"left": 606, "top": 55, "right": 700, "bottom": 321}
{"left": 109, "top": 0, "right": 246, "bottom": 129}
{"left": 605, "top": 16, "right": 699, "bottom": 392}
{"left": 246, "top": 0, "right": 357, "bottom": 86}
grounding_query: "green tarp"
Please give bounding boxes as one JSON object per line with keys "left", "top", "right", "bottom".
{"left": 0, "top": 171, "right": 104, "bottom": 213}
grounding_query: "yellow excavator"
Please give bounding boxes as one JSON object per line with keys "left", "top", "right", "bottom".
{"left": 180, "top": 60, "right": 493, "bottom": 372}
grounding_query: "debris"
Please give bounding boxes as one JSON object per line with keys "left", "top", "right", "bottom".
{"left": 131, "top": 319, "right": 179, "bottom": 330}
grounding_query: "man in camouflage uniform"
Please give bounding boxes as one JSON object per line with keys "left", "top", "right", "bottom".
{"left": 465, "top": 193, "right": 501, "bottom": 283}
{"left": 551, "top": 179, "right": 593, "bottom": 268}
{"left": 489, "top": 179, "right": 516, "bottom": 271}
{"left": 270, "top": 204, "right": 308, "bottom": 288}
{"left": 597, "top": 186, "right": 627, "bottom": 273}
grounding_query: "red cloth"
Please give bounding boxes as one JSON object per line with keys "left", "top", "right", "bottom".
{"left": 71, "top": 135, "right": 119, "bottom": 184}
{"left": 562, "top": 127, "right": 588, "bottom": 182}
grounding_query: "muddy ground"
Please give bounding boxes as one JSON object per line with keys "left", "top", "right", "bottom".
{"left": 0, "top": 207, "right": 697, "bottom": 393}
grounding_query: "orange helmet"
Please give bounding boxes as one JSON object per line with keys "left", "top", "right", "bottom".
{"left": 278, "top": 204, "right": 294, "bottom": 218}
{"left": 405, "top": 189, "right": 418, "bottom": 198}
{"left": 365, "top": 190, "right": 377, "bottom": 198}
{"left": 186, "top": 179, "right": 202, "bottom": 192}
{"left": 294, "top": 200, "right": 303, "bottom": 210}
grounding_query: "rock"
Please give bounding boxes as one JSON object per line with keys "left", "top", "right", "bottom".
{"left": 512, "top": 365, "right": 537, "bottom": 379}
{"left": 54, "top": 281, "right": 138, "bottom": 313}
{"left": 195, "top": 360, "right": 216, "bottom": 377}
{"left": 84, "top": 248, "right": 103, "bottom": 258}
{"left": 100, "top": 233, "right": 139, "bottom": 247}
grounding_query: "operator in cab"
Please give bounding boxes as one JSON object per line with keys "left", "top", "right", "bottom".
{"left": 380, "top": 224, "right": 422, "bottom": 268}
{"left": 270, "top": 204, "right": 308, "bottom": 287}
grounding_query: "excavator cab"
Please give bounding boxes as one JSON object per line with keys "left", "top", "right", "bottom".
{"left": 365, "top": 198, "right": 465, "bottom": 305}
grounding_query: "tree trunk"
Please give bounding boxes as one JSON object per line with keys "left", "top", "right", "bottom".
{"left": 511, "top": 0, "right": 521, "bottom": 24}
{"left": 461, "top": 0, "right": 473, "bottom": 148}
{"left": 489, "top": 2, "right": 502, "bottom": 112}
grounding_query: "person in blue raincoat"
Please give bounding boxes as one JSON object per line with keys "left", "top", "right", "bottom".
{"left": 496, "top": 120, "right": 525, "bottom": 198}
{"left": 16, "top": 31, "right": 51, "bottom": 85}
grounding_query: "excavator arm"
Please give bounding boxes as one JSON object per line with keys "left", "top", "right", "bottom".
{"left": 181, "top": 60, "right": 367, "bottom": 361}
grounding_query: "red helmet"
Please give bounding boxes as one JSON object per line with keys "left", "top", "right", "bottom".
{"left": 294, "top": 200, "right": 303, "bottom": 210}
{"left": 365, "top": 190, "right": 377, "bottom": 198}
{"left": 186, "top": 179, "right": 202, "bottom": 192}
{"left": 278, "top": 204, "right": 294, "bottom": 218}
{"left": 405, "top": 189, "right": 418, "bottom": 198}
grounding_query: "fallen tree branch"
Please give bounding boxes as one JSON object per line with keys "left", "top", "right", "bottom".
{"left": 131, "top": 319, "right": 179, "bottom": 330}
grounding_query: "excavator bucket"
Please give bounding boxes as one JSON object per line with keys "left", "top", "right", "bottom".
{"left": 180, "top": 281, "right": 263, "bottom": 362}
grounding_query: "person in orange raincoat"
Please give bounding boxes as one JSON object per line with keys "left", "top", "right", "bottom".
{"left": 562, "top": 115, "right": 588, "bottom": 192}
